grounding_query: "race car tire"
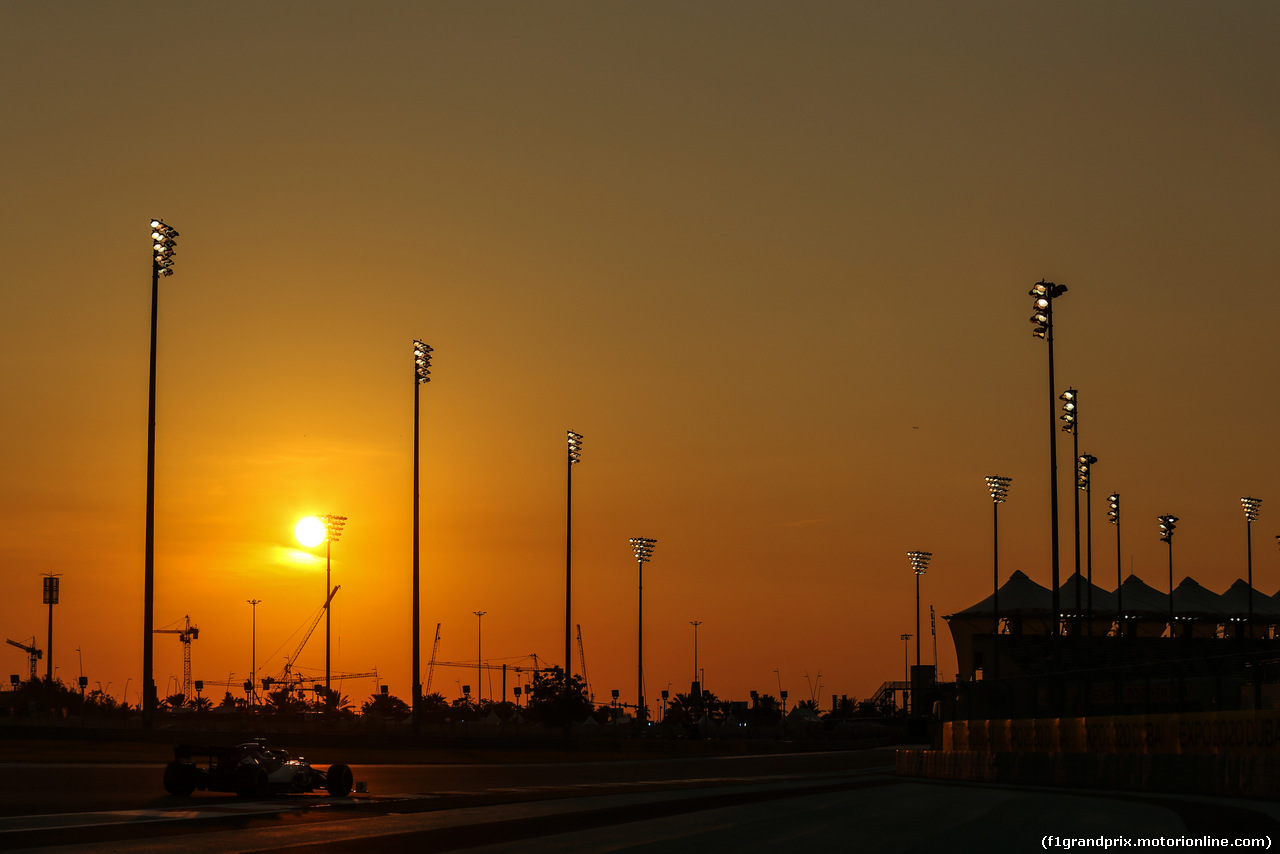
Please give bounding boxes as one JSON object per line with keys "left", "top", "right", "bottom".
{"left": 235, "top": 764, "right": 270, "bottom": 798}
{"left": 163, "top": 761, "right": 197, "bottom": 796}
{"left": 325, "top": 763, "right": 354, "bottom": 797}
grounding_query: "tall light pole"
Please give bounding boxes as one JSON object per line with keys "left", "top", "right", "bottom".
{"left": 1242, "top": 497, "right": 1262, "bottom": 637}
{"left": 1030, "top": 280, "right": 1068, "bottom": 635}
{"left": 412, "top": 339, "right": 432, "bottom": 732}
{"left": 247, "top": 599, "right": 262, "bottom": 707}
{"left": 900, "top": 633, "right": 912, "bottom": 712}
{"left": 1158, "top": 514, "right": 1178, "bottom": 635}
{"left": 565, "top": 431, "right": 583, "bottom": 686}
{"left": 985, "top": 476, "right": 1012, "bottom": 639}
{"left": 1108, "top": 493, "right": 1122, "bottom": 635}
{"left": 1077, "top": 453, "right": 1097, "bottom": 632}
{"left": 42, "top": 574, "right": 60, "bottom": 682}
{"left": 630, "top": 537, "right": 657, "bottom": 721}
{"left": 1061, "top": 389, "right": 1081, "bottom": 628}
{"left": 473, "top": 611, "right": 486, "bottom": 702}
{"left": 907, "top": 551, "right": 932, "bottom": 670}
{"left": 321, "top": 514, "right": 347, "bottom": 690}
{"left": 690, "top": 620, "right": 702, "bottom": 692}
{"left": 143, "top": 218, "right": 178, "bottom": 727}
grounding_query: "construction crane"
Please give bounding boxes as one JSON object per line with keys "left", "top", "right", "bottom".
{"left": 5, "top": 637, "right": 42, "bottom": 682}
{"left": 576, "top": 624, "right": 593, "bottom": 702}
{"left": 273, "top": 586, "right": 339, "bottom": 690}
{"left": 153, "top": 616, "right": 199, "bottom": 699}
{"left": 425, "top": 623, "right": 441, "bottom": 693}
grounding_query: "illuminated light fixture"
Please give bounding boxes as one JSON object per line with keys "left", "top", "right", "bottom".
{"left": 629, "top": 536, "right": 657, "bottom": 722}
{"left": 1028, "top": 280, "right": 1065, "bottom": 339}
{"left": 1076, "top": 454, "right": 1096, "bottom": 490}
{"left": 568, "top": 431, "right": 583, "bottom": 465}
{"left": 1107, "top": 493, "right": 1120, "bottom": 525}
{"left": 630, "top": 537, "right": 657, "bottom": 563}
{"left": 1242, "top": 496, "right": 1262, "bottom": 524}
{"left": 414, "top": 340, "right": 432, "bottom": 384}
{"left": 986, "top": 475, "right": 1012, "bottom": 504}
{"left": 1059, "top": 389, "right": 1078, "bottom": 434}
{"left": 321, "top": 514, "right": 347, "bottom": 542}
{"left": 151, "top": 219, "right": 178, "bottom": 278}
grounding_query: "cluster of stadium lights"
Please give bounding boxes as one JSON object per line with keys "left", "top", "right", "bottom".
{"left": 1059, "top": 388, "right": 1077, "bottom": 434}
{"left": 985, "top": 475, "right": 1011, "bottom": 505}
{"left": 1029, "top": 280, "right": 1067, "bottom": 339}
{"left": 320, "top": 514, "right": 347, "bottom": 543}
{"left": 1242, "top": 496, "right": 1262, "bottom": 524}
{"left": 630, "top": 537, "right": 657, "bottom": 563}
{"left": 907, "top": 550, "right": 932, "bottom": 576}
{"left": 1158, "top": 514, "right": 1178, "bottom": 544}
{"left": 1076, "top": 454, "right": 1097, "bottom": 490}
{"left": 568, "top": 431, "right": 583, "bottom": 465}
{"left": 1108, "top": 493, "right": 1120, "bottom": 525}
{"left": 413, "top": 340, "right": 432, "bottom": 385}
{"left": 151, "top": 220, "right": 178, "bottom": 277}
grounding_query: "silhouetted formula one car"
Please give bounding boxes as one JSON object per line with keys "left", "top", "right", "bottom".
{"left": 163, "top": 739, "right": 354, "bottom": 798}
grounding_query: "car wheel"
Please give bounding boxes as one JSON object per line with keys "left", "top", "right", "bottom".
{"left": 325, "top": 763, "right": 354, "bottom": 797}
{"left": 163, "top": 761, "right": 197, "bottom": 796}
{"left": 235, "top": 764, "right": 270, "bottom": 798}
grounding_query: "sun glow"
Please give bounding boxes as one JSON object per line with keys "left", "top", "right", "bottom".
{"left": 295, "top": 516, "right": 326, "bottom": 547}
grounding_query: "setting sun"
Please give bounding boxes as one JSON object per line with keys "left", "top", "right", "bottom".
{"left": 295, "top": 516, "right": 326, "bottom": 548}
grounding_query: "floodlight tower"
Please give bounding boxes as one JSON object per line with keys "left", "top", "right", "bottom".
{"left": 412, "top": 339, "right": 432, "bottom": 732}
{"left": 1077, "top": 454, "right": 1098, "bottom": 631}
{"left": 321, "top": 514, "right": 347, "bottom": 690}
{"left": 985, "top": 476, "right": 1012, "bottom": 637}
{"left": 1242, "top": 497, "right": 1262, "bottom": 636}
{"left": 565, "top": 431, "right": 583, "bottom": 686}
{"left": 907, "top": 551, "right": 932, "bottom": 668}
{"left": 143, "top": 218, "right": 178, "bottom": 728}
{"left": 1158, "top": 515, "right": 1179, "bottom": 634}
{"left": 1029, "top": 280, "right": 1068, "bottom": 635}
{"left": 1060, "top": 389, "right": 1081, "bottom": 625}
{"left": 629, "top": 537, "right": 657, "bottom": 721}
{"left": 1108, "top": 493, "right": 1122, "bottom": 634}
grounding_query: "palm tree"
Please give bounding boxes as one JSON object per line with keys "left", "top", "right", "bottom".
{"left": 190, "top": 696, "right": 213, "bottom": 713}
{"left": 161, "top": 693, "right": 187, "bottom": 711}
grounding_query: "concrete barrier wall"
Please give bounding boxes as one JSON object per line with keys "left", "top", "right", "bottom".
{"left": 941, "top": 709, "right": 1280, "bottom": 755}
{"left": 897, "top": 749, "right": 1280, "bottom": 799}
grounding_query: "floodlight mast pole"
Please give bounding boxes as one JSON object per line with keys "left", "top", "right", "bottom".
{"left": 986, "top": 477, "right": 1011, "bottom": 637}
{"left": 1062, "top": 389, "right": 1080, "bottom": 628}
{"left": 1030, "top": 280, "right": 1067, "bottom": 636}
{"left": 1242, "top": 498, "right": 1261, "bottom": 638}
{"left": 143, "top": 218, "right": 177, "bottom": 728}
{"left": 1159, "top": 515, "right": 1178, "bottom": 634}
{"left": 413, "top": 340, "right": 432, "bottom": 733}
{"left": 321, "top": 514, "right": 346, "bottom": 692}
{"left": 566, "top": 432, "right": 583, "bottom": 687}
{"left": 907, "top": 552, "right": 932, "bottom": 671}
{"left": 630, "top": 537, "right": 656, "bottom": 722}
{"left": 1108, "top": 494, "right": 1122, "bottom": 635}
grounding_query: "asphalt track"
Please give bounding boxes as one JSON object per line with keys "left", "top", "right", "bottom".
{"left": 5, "top": 750, "right": 1280, "bottom": 852}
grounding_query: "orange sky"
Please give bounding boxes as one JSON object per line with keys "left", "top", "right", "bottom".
{"left": 2, "top": 2, "right": 1279, "bottom": 710}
